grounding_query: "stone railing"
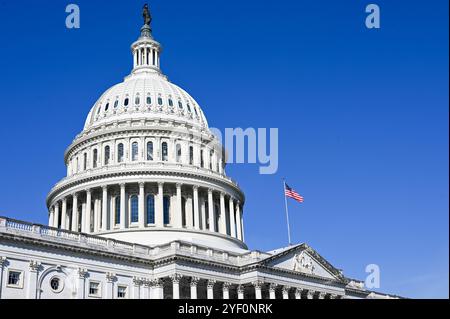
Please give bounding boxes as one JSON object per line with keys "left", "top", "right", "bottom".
{"left": 0, "top": 216, "right": 248, "bottom": 266}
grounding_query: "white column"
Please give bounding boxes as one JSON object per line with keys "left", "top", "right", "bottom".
{"left": 201, "top": 197, "right": 206, "bottom": 230}
{"left": 295, "top": 288, "right": 302, "bottom": 299}
{"left": 307, "top": 290, "right": 315, "bottom": 299}
{"left": 48, "top": 209, "right": 53, "bottom": 227}
{"left": 283, "top": 287, "right": 290, "bottom": 299}
{"left": 236, "top": 202, "right": 242, "bottom": 240}
{"left": 102, "top": 186, "right": 108, "bottom": 231}
{"left": 229, "top": 198, "right": 236, "bottom": 238}
{"left": 77, "top": 268, "right": 87, "bottom": 299}
{"left": 175, "top": 183, "right": 183, "bottom": 228}
{"left": 171, "top": 274, "right": 181, "bottom": 299}
{"left": 207, "top": 280, "right": 215, "bottom": 299}
{"left": 193, "top": 186, "right": 200, "bottom": 230}
{"left": 269, "top": 284, "right": 276, "bottom": 299}
{"left": 93, "top": 198, "right": 100, "bottom": 232}
{"left": 153, "top": 279, "right": 163, "bottom": 299}
{"left": 133, "top": 277, "right": 141, "bottom": 299}
{"left": 208, "top": 189, "right": 215, "bottom": 232}
{"left": 318, "top": 292, "right": 326, "bottom": 299}
{"left": 222, "top": 283, "right": 231, "bottom": 299}
{"left": 80, "top": 203, "right": 86, "bottom": 233}
{"left": 254, "top": 281, "right": 262, "bottom": 300}
{"left": 143, "top": 280, "right": 151, "bottom": 299}
{"left": 190, "top": 277, "right": 199, "bottom": 299}
{"left": 138, "top": 182, "right": 145, "bottom": 228}
{"left": 54, "top": 204, "right": 60, "bottom": 228}
{"left": 156, "top": 182, "right": 164, "bottom": 227}
{"left": 61, "top": 198, "right": 67, "bottom": 230}
{"left": 0, "top": 257, "right": 6, "bottom": 299}
{"left": 186, "top": 197, "right": 193, "bottom": 229}
{"left": 120, "top": 184, "right": 126, "bottom": 229}
{"left": 219, "top": 193, "right": 227, "bottom": 235}
{"left": 27, "top": 261, "right": 40, "bottom": 299}
{"left": 106, "top": 273, "right": 116, "bottom": 299}
{"left": 237, "top": 285, "right": 244, "bottom": 299}
{"left": 85, "top": 190, "right": 92, "bottom": 233}
{"left": 72, "top": 194, "right": 78, "bottom": 232}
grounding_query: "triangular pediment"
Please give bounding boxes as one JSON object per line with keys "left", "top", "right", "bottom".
{"left": 261, "top": 244, "right": 346, "bottom": 282}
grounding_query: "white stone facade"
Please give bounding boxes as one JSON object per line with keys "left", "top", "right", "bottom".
{"left": 0, "top": 10, "right": 400, "bottom": 300}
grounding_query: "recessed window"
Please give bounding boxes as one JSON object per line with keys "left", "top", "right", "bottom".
{"left": 161, "top": 142, "right": 168, "bottom": 161}
{"left": 115, "top": 197, "right": 121, "bottom": 225}
{"left": 168, "top": 99, "right": 173, "bottom": 107}
{"left": 132, "top": 142, "right": 139, "bottom": 161}
{"left": 118, "top": 286, "right": 128, "bottom": 299}
{"left": 178, "top": 101, "right": 183, "bottom": 109}
{"left": 147, "top": 195, "right": 155, "bottom": 224}
{"left": 189, "top": 146, "right": 194, "bottom": 165}
{"left": 135, "top": 96, "right": 140, "bottom": 105}
{"left": 105, "top": 103, "right": 109, "bottom": 112}
{"left": 176, "top": 144, "right": 182, "bottom": 163}
{"left": 200, "top": 150, "right": 204, "bottom": 168}
{"left": 93, "top": 149, "right": 98, "bottom": 168}
{"left": 83, "top": 153, "right": 87, "bottom": 170}
{"left": 194, "top": 107, "right": 198, "bottom": 116}
{"left": 114, "top": 100, "right": 118, "bottom": 108}
{"left": 104, "top": 145, "right": 110, "bottom": 165}
{"left": 124, "top": 98, "right": 129, "bottom": 107}
{"left": 117, "top": 143, "right": 124, "bottom": 163}
{"left": 7, "top": 271, "right": 22, "bottom": 287}
{"left": 147, "top": 141, "right": 153, "bottom": 161}
{"left": 158, "top": 97, "right": 163, "bottom": 106}
{"left": 146, "top": 96, "right": 152, "bottom": 105}
{"left": 89, "top": 281, "right": 101, "bottom": 297}
{"left": 163, "top": 195, "right": 170, "bottom": 225}
{"left": 50, "top": 277, "right": 60, "bottom": 291}
{"left": 130, "top": 195, "right": 138, "bottom": 223}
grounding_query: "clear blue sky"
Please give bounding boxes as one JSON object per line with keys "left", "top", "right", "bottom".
{"left": 0, "top": 0, "right": 448, "bottom": 298}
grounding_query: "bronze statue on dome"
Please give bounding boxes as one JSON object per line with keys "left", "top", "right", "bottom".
{"left": 143, "top": 4, "right": 152, "bottom": 26}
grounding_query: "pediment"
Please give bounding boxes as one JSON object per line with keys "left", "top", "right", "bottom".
{"left": 262, "top": 244, "right": 345, "bottom": 282}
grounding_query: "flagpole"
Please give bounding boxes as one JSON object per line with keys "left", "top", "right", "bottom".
{"left": 283, "top": 179, "right": 292, "bottom": 246}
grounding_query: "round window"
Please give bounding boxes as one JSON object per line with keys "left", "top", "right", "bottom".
{"left": 49, "top": 276, "right": 64, "bottom": 293}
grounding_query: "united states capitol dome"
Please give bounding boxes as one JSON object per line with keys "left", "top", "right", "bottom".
{"left": 84, "top": 27, "right": 208, "bottom": 131}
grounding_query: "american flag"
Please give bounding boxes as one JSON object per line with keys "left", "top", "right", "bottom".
{"left": 284, "top": 183, "right": 304, "bottom": 203}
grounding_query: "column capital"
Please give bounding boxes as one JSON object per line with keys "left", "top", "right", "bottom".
{"left": 106, "top": 272, "right": 117, "bottom": 283}
{"left": 0, "top": 256, "right": 7, "bottom": 267}
{"left": 29, "top": 260, "right": 41, "bottom": 272}
{"left": 139, "top": 182, "right": 145, "bottom": 188}
{"left": 252, "top": 280, "right": 264, "bottom": 289}
{"left": 220, "top": 192, "right": 225, "bottom": 198}
{"left": 151, "top": 278, "right": 163, "bottom": 288}
{"left": 193, "top": 185, "right": 199, "bottom": 191}
{"left": 207, "top": 279, "right": 216, "bottom": 289}
{"left": 176, "top": 183, "right": 183, "bottom": 189}
{"left": 318, "top": 292, "right": 327, "bottom": 299}
{"left": 157, "top": 182, "right": 164, "bottom": 188}
{"left": 207, "top": 188, "right": 213, "bottom": 195}
{"left": 62, "top": 197, "right": 67, "bottom": 203}
{"left": 85, "top": 188, "right": 92, "bottom": 194}
{"left": 143, "top": 278, "right": 152, "bottom": 287}
{"left": 170, "top": 274, "right": 182, "bottom": 284}
{"left": 282, "top": 286, "right": 291, "bottom": 294}
{"left": 294, "top": 288, "right": 303, "bottom": 297}
{"left": 190, "top": 277, "right": 200, "bottom": 287}
{"left": 78, "top": 268, "right": 88, "bottom": 279}
{"left": 72, "top": 192, "right": 78, "bottom": 199}
{"left": 237, "top": 285, "right": 245, "bottom": 294}
{"left": 306, "top": 290, "right": 315, "bottom": 299}
{"left": 329, "top": 293, "right": 338, "bottom": 299}
{"left": 133, "top": 276, "right": 143, "bottom": 287}
{"left": 119, "top": 183, "right": 126, "bottom": 189}
{"left": 222, "top": 282, "right": 232, "bottom": 290}
{"left": 102, "top": 185, "right": 108, "bottom": 191}
{"left": 269, "top": 283, "right": 277, "bottom": 292}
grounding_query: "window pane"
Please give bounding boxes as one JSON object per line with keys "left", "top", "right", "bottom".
{"left": 104, "top": 146, "right": 110, "bottom": 165}
{"left": 176, "top": 144, "right": 181, "bottom": 163}
{"left": 163, "top": 196, "right": 170, "bottom": 225}
{"left": 115, "top": 197, "right": 120, "bottom": 224}
{"left": 131, "top": 196, "right": 138, "bottom": 223}
{"left": 146, "top": 96, "right": 152, "bottom": 105}
{"left": 147, "top": 142, "right": 153, "bottom": 161}
{"left": 124, "top": 98, "right": 129, "bottom": 106}
{"left": 147, "top": 195, "right": 155, "bottom": 224}
{"left": 132, "top": 142, "right": 139, "bottom": 161}
{"left": 118, "top": 144, "right": 124, "bottom": 163}
{"left": 93, "top": 150, "right": 98, "bottom": 168}
{"left": 162, "top": 142, "right": 168, "bottom": 161}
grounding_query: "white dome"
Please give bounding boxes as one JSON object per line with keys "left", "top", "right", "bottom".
{"left": 84, "top": 72, "right": 209, "bottom": 130}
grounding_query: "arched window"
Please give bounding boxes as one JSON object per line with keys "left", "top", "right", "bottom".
{"left": 117, "top": 143, "right": 124, "bottom": 163}
{"left": 146, "top": 195, "right": 155, "bottom": 224}
{"left": 147, "top": 142, "right": 153, "bottom": 161}
{"left": 168, "top": 99, "right": 173, "bottom": 107}
{"left": 104, "top": 146, "right": 110, "bottom": 165}
{"left": 200, "top": 150, "right": 204, "bottom": 168}
{"left": 161, "top": 142, "right": 168, "bottom": 161}
{"left": 187, "top": 104, "right": 192, "bottom": 113}
{"left": 176, "top": 144, "right": 182, "bottom": 163}
{"left": 130, "top": 195, "right": 138, "bottom": 223}
{"left": 115, "top": 197, "right": 121, "bottom": 224}
{"left": 146, "top": 96, "right": 152, "bottom": 105}
{"left": 210, "top": 150, "right": 214, "bottom": 170}
{"left": 178, "top": 101, "right": 183, "bottom": 109}
{"left": 124, "top": 98, "right": 129, "bottom": 107}
{"left": 189, "top": 146, "right": 194, "bottom": 165}
{"left": 163, "top": 196, "right": 170, "bottom": 225}
{"left": 158, "top": 97, "right": 163, "bottom": 106}
{"left": 105, "top": 103, "right": 109, "bottom": 112}
{"left": 93, "top": 149, "right": 98, "bottom": 168}
{"left": 114, "top": 100, "right": 118, "bottom": 108}
{"left": 132, "top": 142, "right": 139, "bottom": 161}
{"left": 83, "top": 153, "right": 87, "bottom": 171}
{"left": 135, "top": 96, "right": 140, "bottom": 105}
